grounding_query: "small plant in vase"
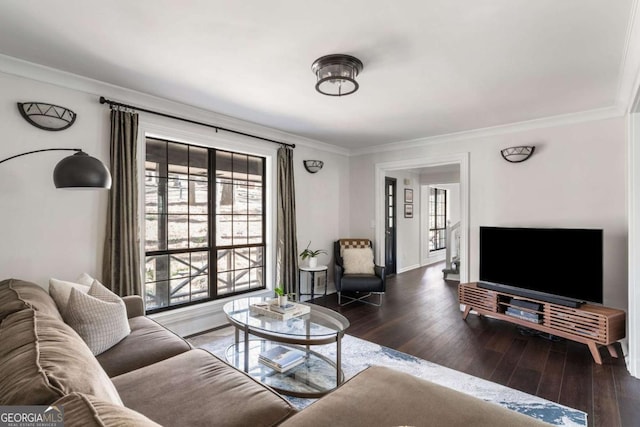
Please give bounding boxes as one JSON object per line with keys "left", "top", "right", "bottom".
{"left": 274, "top": 284, "right": 288, "bottom": 307}
{"left": 300, "top": 241, "right": 327, "bottom": 268}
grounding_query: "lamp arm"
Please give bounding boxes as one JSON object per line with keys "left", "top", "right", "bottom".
{"left": 0, "top": 148, "right": 82, "bottom": 165}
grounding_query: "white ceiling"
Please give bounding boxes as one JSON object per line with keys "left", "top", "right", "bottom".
{"left": 0, "top": 1, "right": 636, "bottom": 150}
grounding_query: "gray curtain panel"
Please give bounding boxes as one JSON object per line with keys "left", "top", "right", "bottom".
{"left": 103, "top": 109, "right": 142, "bottom": 297}
{"left": 276, "top": 146, "right": 299, "bottom": 296}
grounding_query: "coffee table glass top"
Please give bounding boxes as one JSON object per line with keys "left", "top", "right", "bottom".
{"left": 223, "top": 297, "right": 349, "bottom": 340}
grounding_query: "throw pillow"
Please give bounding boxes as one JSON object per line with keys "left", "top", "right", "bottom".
{"left": 342, "top": 247, "right": 375, "bottom": 274}
{"left": 64, "top": 280, "right": 131, "bottom": 356}
{"left": 76, "top": 272, "right": 95, "bottom": 286}
{"left": 49, "top": 277, "right": 93, "bottom": 313}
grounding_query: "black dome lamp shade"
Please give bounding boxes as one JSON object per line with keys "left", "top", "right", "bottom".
{"left": 0, "top": 148, "right": 111, "bottom": 189}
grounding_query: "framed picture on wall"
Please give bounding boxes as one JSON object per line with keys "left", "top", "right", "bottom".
{"left": 404, "top": 204, "right": 413, "bottom": 218}
{"left": 404, "top": 188, "right": 413, "bottom": 203}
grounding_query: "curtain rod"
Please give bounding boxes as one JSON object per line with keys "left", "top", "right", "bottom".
{"left": 99, "top": 96, "right": 295, "bottom": 149}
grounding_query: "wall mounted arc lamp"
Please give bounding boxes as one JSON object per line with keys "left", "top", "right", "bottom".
{"left": 0, "top": 148, "right": 112, "bottom": 189}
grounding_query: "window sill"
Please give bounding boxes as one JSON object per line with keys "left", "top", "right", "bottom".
{"left": 149, "top": 289, "right": 272, "bottom": 337}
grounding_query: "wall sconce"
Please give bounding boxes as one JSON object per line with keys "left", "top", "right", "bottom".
{"left": 17, "top": 102, "right": 77, "bottom": 131}
{"left": 501, "top": 146, "right": 535, "bottom": 163}
{"left": 303, "top": 160, "right": 324, "bottom": 174}
{"left": 0, "top": 148, "right": 112, "bottom": 189}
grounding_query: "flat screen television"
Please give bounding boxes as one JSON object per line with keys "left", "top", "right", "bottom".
{"left": 479, "top": 226, "right": 603, "bottom": 307}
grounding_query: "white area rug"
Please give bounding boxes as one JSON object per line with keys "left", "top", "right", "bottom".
{"left": 189, "top": 328, "right": 587, "bottom": 427}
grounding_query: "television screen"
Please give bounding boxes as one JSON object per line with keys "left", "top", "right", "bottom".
{"left": 479, "top": 227, "right": 603, "bottom": 304}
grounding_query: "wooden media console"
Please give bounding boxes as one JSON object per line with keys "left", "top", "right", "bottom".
{"left": 459, "top": 282, "right": 626, "bottom": 364}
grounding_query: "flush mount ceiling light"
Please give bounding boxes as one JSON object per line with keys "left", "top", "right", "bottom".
{"left": 303, "top": 160, "right": 324, "bottom": 173}
{"left": 311, "top": 54, "right": 363, "bottom": 96}
{"left": 501, "top": 146, "right": 535, "bottom": 163}
{"left": 17, "top": 102, "right": 77, "bottom": 131}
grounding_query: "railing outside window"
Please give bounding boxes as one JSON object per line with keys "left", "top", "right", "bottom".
{"left": 144, "top": 138, "right": 265, "bottom": 313}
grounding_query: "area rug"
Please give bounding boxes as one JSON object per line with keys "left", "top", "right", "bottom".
{"left": 189, "top": 328, "right": 587, "bottom": 427}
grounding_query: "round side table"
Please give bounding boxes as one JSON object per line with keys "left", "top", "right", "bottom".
{"left": 298, "top": 265, "right": 328, "bottom": 301}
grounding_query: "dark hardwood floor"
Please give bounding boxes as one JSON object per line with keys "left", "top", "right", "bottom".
{"left": 313, "top": 263, "right": 640, "bottom": 427}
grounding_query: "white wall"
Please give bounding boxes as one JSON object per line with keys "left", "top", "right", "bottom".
{"left": 294, "top": 145, "right": 350, "bottom": 296}
{"left": 0, "top": 60, "right": 350, "bottom": 336}
{"left": 0, "top": 73, "right": 110, "bottom": 286}
{"left": 384, "top": 171, "right": 420, "bottom": 273}
{"left": 350, "top": 117, "right": 628, "bottom": 311}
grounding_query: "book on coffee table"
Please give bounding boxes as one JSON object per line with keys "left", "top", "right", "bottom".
{"left": 249, "top": 302, "right": 311, "bottom": 320}
{"left": 270, "top": 303, "right": 297, "bottom": 314}
{"left": 258, "top": 345, "right": 306, "bottom": 373}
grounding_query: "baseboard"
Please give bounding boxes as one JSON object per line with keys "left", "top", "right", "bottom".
{"left": 398, "top": 264, "right": 421, "bottom": 274}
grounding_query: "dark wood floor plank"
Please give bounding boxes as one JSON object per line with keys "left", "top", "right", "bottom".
{"left": 611, "top": 357, "right": 640, "bottom": 427}
{"left": 592, "top": 364, "right": 621, "bottom": 427}
{"left": 537, "top": 350, "right": 566, "bottom": 402}
{"left": 490, "top": 337, "right": 528, "bottom": 385}
{"left": 311, "top": 263, "right": 639, "bottom": 427}
{"left": 544, "top": 341, "right": 593, "bottom": 421}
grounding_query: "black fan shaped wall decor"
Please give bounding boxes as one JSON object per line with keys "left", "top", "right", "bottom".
{"left": 17, "top": 102, "right": 77, "bottom": 131}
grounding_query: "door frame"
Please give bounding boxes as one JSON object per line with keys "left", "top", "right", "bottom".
{"left": 374, "top": 153, "right": 470, "bottom": 282}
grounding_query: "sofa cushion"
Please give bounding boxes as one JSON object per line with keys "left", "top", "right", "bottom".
{"left": 96, "top": 316, "right": 191, "bottom": 377}
{"left": 0, "top": 278, "right": 62, "bottom": 321}
{"left": 112, "top": 349, "right": 296, "bottom": 427}
{"left": 63, "top": 280, "right": 131, "bottom": 355}
{"left": 0, "top": 309, "right": 123, "bottom": 406}
{"left": 55, "top": 392, "right": 161, "bottom": 427}
{"left": 279, "top": 366, "right": 549, "bottom": 427}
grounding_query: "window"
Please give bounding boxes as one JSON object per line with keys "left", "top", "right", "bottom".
{"left": 144, "top": 137, "right": 266, "bottom": 313}
{"left": 429, "top": 187, "right": 447, "bottom": 251}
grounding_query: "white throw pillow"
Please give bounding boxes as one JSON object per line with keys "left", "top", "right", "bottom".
{"left": 63, "top": 280, "right": 131, "bottom": 356}
{"left": 76, "top": 272, "right": 95, "bottom": 287}
{"left": 342, "top": 247, "right": 375, "bottom": 274}
{"left": 49, "top": 277, "right": 93, "bottom": 313}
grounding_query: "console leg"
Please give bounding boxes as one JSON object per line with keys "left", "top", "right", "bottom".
{"left": 587, "top": 342, "right": 603, "bottom": 365}
{"left": 607, "top": 344, "right": 619, "bottom": 358}
{"left": 462, "top": 305, "right": 472, "bottom": 320}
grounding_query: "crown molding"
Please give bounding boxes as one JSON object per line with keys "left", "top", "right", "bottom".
{"left": 0, "top": 52, "right": 628, "bottom": 159}
{"left": 0, "top": 53, "right": 349, "bottom": 156}
{"left": 350, "top": 105, "right": 625, "bottom": 156}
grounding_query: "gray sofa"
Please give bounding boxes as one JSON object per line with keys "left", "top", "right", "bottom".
{"left": 0, "top": 278, "right": 548, "bottom": 426}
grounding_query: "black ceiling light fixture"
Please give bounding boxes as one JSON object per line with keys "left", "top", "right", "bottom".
{"left": 311, "top": 54, "right": 363, "bottom": 96}
{"left": 0, "top": 149, "right": 112, "bottom": 189}
{"left": 17, "top": 102, "right": 77, "bottom": 131}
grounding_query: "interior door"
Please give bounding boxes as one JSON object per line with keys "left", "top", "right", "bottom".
{"left": 385, "top": 177, "right": 397, "bottom": 275}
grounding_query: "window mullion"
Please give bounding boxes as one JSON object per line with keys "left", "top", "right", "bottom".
{"left": 209, "top": 149, "right": 216, "bottom": 299}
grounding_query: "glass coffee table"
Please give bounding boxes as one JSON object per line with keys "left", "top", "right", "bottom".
{"left": 223, "top": 297, "right": 349, "bottom": 398}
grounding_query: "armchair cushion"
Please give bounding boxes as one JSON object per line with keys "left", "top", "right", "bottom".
{"left": 341, "top": 275, "right": 384, "bottom": 292}
{"left": 342, "top": 247, "right": 375, "bottom": 274}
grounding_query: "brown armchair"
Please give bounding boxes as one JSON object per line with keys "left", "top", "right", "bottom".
{"left": 333, "top": 239, "right": 386, "bottom": 306}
